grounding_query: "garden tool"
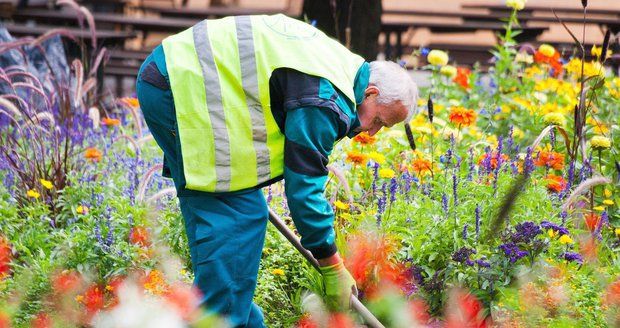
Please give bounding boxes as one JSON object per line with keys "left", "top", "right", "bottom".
{"left": 267, "top": 208, "right": 386, "bottom": 328}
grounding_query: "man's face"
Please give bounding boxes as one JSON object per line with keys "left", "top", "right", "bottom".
{"left": 354, "top": 86, "right": 408, "bottom": 136}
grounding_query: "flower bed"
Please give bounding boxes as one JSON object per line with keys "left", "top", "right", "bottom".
{"left": 0, "top": 3, "right": 619, "bottom": 327}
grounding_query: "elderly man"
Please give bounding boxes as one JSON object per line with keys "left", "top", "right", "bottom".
{"left": 136, "top": 14, "right": 417, "bottom": 327}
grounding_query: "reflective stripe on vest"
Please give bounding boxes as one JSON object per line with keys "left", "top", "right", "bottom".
{"left": 163, "top": 15, "right": 364, "bottom": 192}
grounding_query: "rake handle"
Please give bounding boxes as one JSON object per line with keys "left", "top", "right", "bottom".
{"left": 267, "top": 208, "right": 386, "bottom": 328}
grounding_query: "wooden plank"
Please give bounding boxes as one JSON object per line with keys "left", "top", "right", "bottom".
{"left": 462, "top": 3, "right": 620, "bottom": 16}
{"left": 149, "top": 6, "right": 284, "bottom": 19}
{"left": 2, "top": 23, "right": 137, "bottom": 42}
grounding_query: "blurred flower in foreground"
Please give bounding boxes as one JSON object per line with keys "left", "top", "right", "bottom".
{"left": 453, "top": 67, "right": 471, "bottom": 89}
{"left": 102, "top": 117, "right": 121, "bottom": 127}
{"left": 120, "top": 97, "right": 140, "bottom": 108}
{"left": 0, "top": 237, "right": 11, "bottom": 279}
{"left": 440, "top": 65, "right": 457, "bottom": 78}
{"left": 427, "top": 50, "right": 449, "bottom": 67}
{"left": 506, "top": 0, "right": 526, "bottom": 10}
{"left": 129, "top": 226, "right": 151, "bottom": 247}
{"left": 445, "top": 288, "right": 490, "bottom": 328}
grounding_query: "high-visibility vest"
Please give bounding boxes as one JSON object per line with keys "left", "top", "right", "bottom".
{"left": 162, "top": 14, "right": 365, "bottom": 192}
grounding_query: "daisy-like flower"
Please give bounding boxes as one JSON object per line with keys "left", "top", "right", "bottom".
{"left": 506, "top": 0, "right": 526, "bottom": 10}
{"left": 545, "top": 174, "right": 566, "bottom": 193}
{"left": 448, "top": 106, "right": 477, "bottom": 127}
{"left": 271, "top": 269, "right": 285, "bottom": 276}
{"left": 333, "top": 200, "right": 350, "bottom": 211}
{"left": 412, "top": 158, "right": 433, "bottom": 176}
{"left": 559, "top": 234, "right": 573, "bottom": 244}
{"left": 427, "top": 50, "right": 449, "bottom": 66}
{"left": 590, "top": 136, "right": 611, "bottom": 150}
{"left": 440, "top": 65, "right": 457, "bottom": 78}
{"left": 534, "top": 151, "right": 565, "bottom": 170}
{"left": 346, "top": 151, "right": 368, "bottom": 166}
{"left": 352, "top": 132, "right": 376, "bottom": 145}
{"left": 27, "top": 189, "right": 40, "bottom": 199}
{"left": 378, "top": 168, "right": 395, "bottom": 179}
{"left": 543, "top": 112, "right": 566, "bottom": 127}
{"left": 40, "top": 179, "right": 53, "bottom": 190}
{"left": 85, "top": 147, "right": 102, "bottom": 162}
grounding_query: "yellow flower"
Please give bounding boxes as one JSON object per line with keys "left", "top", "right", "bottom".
{"left": 543, "top": 112, "right": 566, "bottom": 127}
{"left": 27, "top": 189, "right": 40, "bottom": 199}
{"left": 615, "top": 228, "right": 620, "bottom": 237}
{"left": 538, "top": 44, "right": 556, "bottom": 57}
{"left": 40, "top": 179, "right": 53, "bottom": 190}
{"left": 367, "top": 151, "right": 386, "bottom": 165}
{"left": 593, "top": 206, "right": 605, "bottom": 212}
{"left": 76, "top": 205, "right": 89, "bottom": 215}
{"left": 591, "top": 45, "right": 602, "bottom": 58}
{"left": 75, "top": 295, "right": 84, "bottom": 303}
{"left": 603, "top": 199, "right": 614, "bottom": 206}
{"left": 604, "top": 189, "right": 612, "bottom": 198}
{"left": 271, "top": 269, "right": 285, "bottom": 276}
{"left": 105, "top": 285, "right": 114, "bottom": 292}
{"left": 378, "top": 168, "right": 396, "bottom": 179}
{"left": 559, "top": 235, "right": 573, "bottom": 244}
{"left": 334, "top": 200, "right": 350, "bottom": 211}
{"left": 590, "top": 136, "right": 611, "bottom": 150}
{"left": 506, "top": 0, "right": 526, "bottom": 11}
{"left": 427, "top": 50, "right": 449, "bottom": 66}
{"left": 440, "top": 65, "right": 457, "bottom": 78}
{"left": 548, "top": 229, "right": 558, "bottom": 238}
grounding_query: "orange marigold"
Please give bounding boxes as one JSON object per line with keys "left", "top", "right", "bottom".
{"left": 84, "top": 147, "right": 102, "bottom": 162}
{"left": 143, "top": 270, "right": 168, "bottom": 295}
{"left": 352, "top": 131, "right": 377, "bottom": 145}
{"left": 453, "top": 67, "right": 471, "bottom": 89}
{"left": 534, "top": 151, "right": 565, "bottom": 170}
{"left": 346, "top": 151, "right": 368, "bottom": 166}
{"left": 129, "top": 226, "right": 150, "bottom": 247}
{"left": 534, "top": 50, "right": 563, "bottom": 77}
{"left": 545, "top": 174, "right": 566, "bottom": 193}
{"left": 448, "top": 106, "right": 477, "bottom": 127}
{"left": 412, "top": 158, "right": 433, "bottom": 176}
{"left": 101, "top": 117, "right": 121, "bottom": 126}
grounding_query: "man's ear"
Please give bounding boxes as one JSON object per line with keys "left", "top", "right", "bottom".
{"left": 364, "top": 85, "right": 380, "bottom": 98}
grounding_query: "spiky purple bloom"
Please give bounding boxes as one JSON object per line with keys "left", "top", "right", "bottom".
{"left": 561, "top": 252, "right": 583, "bottom": 264}
{"left": 105, "top": 217, "right": 114, "bottom": 248}
{"left": 452, "top": 173, "right": 458, "bottom": 206}
{"left": 480, "top": 146, "right": 493, "bottom": 175}
{"left": 441, "top": 193, "right": 449, "bottom": 214}
{"left": 549, "top": 127, "right": 556, "bottom": 148}
{"left": 266, "top": 186, "right": 273, "bottom": 203}
{"left": 467, "top": 148, "right": 475, "bottom": 181}
{"left": 523, "top": 147, "right": 535, "bottom": 176}
{"left": 475, "top": 205, "right": 481, "bottom": 240}
{"left": 371, "top": 162, "right": 379, "bottom": 194}
{"left": 452, "top": 247, "right": 476, "bottom": 266}
{"left": 378, "top": 182, "right": 387, "bottom": 214}
{"left": 462, "top": 224, "right": 469, "bottom": 239}
{"left": 499, "top": 242, "right": 528, "bottom": 263}
{"left": 94, "top": 221, "right": 106, "bottom": 251}
{"left": 389, "top": 177, "right": 398, "bottom": 203}
{"left": 595, "top": 211, "right": 609, "bottom": 239}
{"left": 560, "top": 210, "right": 568, "bottom": 226}
{"left": 540, "top": 221, "right": 569, "bottom": 235}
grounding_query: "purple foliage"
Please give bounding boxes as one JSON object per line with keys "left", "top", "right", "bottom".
{"left": 510, "top": 221, "right": 542, "bottom": 243}
{"left": 561, "top": 251, "right": 583, "bottom": 264}
{"left": 499, "top": 242, "right": 528, "bottom": 263}
{"left": 452, "top": 247, "right": 476, "bottom": 266}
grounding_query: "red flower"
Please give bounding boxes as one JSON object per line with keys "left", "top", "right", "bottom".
{"left": 453, "top": 67, "right": 471, "bottom": 89}
{"left": 0, "top": 237, "right": 11, "bottom": 279}
{"left": 328, "top": 313, "right": 355, "bottom": 328}
{"left": 101, "top": 117, "right": 121, "bottom": 127}
{"left": 0, "top": 312, "right": 10, "bottom": 328}
{"left": 31, "top": 313, "right": 51, "bottom": 328}
{"left": 584, "top": 213, "right": 600, "bottom": 232}
{"left": 164, "top": 283, "right": 202, "bottom": 321}
{"left": 409, "top": 299, "right": 431, "bottom": 324}
{"left": 545, "top": 174, "right": 566, "bottom": 193}
{"left": 534, "top": 50, "right": 563, "bottom": 77}
{"left": 603, "top": 279, "right": 620, "bottom": 307}
{"left": 534, "top": 151, "right": 565, "bottom": 170}
{"left": 129, "top": 226, "right": 150, "bottom": 247}
{"left": 52, "top": 271, "right": 82, "bottom": 295}
{"left": 446, "top": 289, "right": 490, "bottom": 328}
{"left": 297, "top": 314, "right": 318, "bottom": 328}
{"left": 79, "top": 284, "right": 105, "bottom": 315}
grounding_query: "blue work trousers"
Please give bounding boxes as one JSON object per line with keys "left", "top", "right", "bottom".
{"left": 136, "top": 47, "right": 268, "bottom": 328}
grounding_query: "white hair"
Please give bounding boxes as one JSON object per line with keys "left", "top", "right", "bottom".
{"left": 368, "top": 61, "right": 419, "bottom": 122}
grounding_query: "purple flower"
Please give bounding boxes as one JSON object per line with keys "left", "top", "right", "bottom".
{"left": 549, "top": 127, "right": 556, "bottom": 148}
{"left": 389, "top": 177, "right": 398, "bottom": 203}
{"left": 475, "top": 205, "right": 481, "bottom": 240}
{"left": 441, "top": 193, "right": 449, "bottom": 214}
{"left": 452, "top": 247, "right": 476, "bottom": 266}
{"left": 510, "top": 221, "right": 542, "bottom": 244}
{"left": 371, "top": 162, "right": 379, "bottom": 194}
{"left": 540, "top": 221, "right": 569, "bottom": 236}
{"left": 452, "top": 173, "right": 458, "bottom": 207}
{"left": 523, "top": 147, "right": 535, "bottom": 176}
{"left": 476, "top": 259, "right": 491, "bottom": 268}
{"left": 378, "top": 182, "right": 387, "bottom": 214}
{"left": 462, "top": 224, "right": 469, "bottom": 239}
{"left": 499, "top": 242, "right": 528, "bottom": 263}
{"left": 561, "top": 252, "right": 583, "bottom": 264}
{"left": 467, "top": 148, "right": 475, "bottom": 181}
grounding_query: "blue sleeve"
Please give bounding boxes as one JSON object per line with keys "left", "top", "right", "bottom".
{"left": 284, "top": 106, "right": 343, "bottom": 259}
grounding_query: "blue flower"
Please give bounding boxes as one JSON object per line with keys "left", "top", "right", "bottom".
{"left": 561, "top": 251, "right": 583, "bottom": 264}
{"left": 452, "top": 247, "right": 476, "bottom": 266}
{"left": 499, "top": 242, "right": 528, "bottom": 263}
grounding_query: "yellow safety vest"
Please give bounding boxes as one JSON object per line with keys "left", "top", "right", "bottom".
{"left": 162, "top": 14, "right": 364, "bottom": 192}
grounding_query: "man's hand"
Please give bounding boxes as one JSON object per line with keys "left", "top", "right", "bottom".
{"left": 319, "top": 257, "right": 357, "bottom": 312}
